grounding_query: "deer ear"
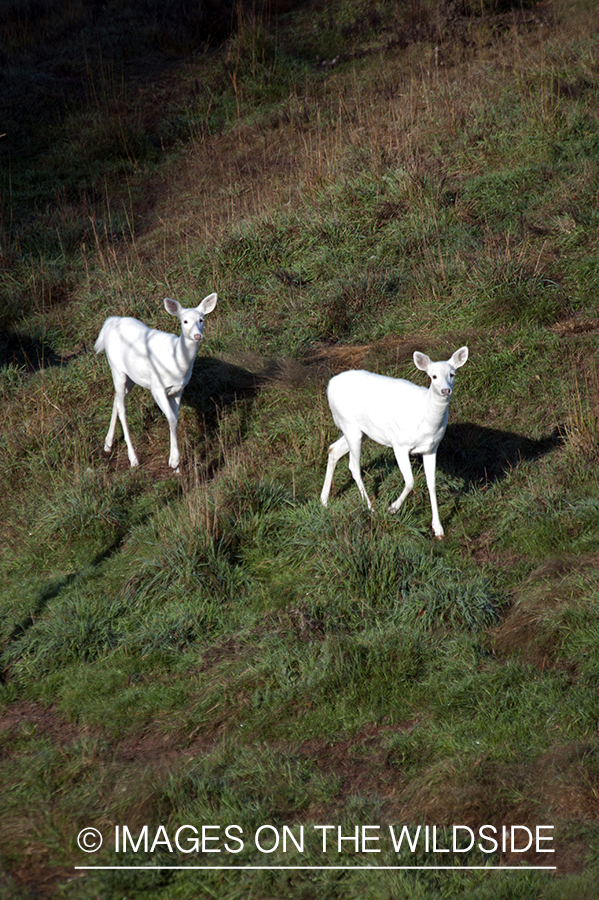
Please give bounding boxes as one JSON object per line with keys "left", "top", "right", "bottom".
{"left": 413, "top": 351, "right": 431, "bottom": 372}
{"left": 164, "top": 298, "right": 181, "bottom": 316}
{"left": 198, "top": 293, "right": 217, "bottom": 315}
{"left": 451, "top": 346, "right": 468, "bottom": 368}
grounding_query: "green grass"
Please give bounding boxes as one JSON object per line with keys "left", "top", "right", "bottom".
{"left": 2, "top": 0, "right": 599, "bottom": 897}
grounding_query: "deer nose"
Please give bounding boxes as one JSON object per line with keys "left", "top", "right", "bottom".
{"left": 193, "top": 332, "right": 203, "bottom": 341}
{"left": 441, "top": 388, "right": 451, "bottom": 397}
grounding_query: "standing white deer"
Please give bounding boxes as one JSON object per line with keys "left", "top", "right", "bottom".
{"left": 94, "top": 294, "right": 217, "bottom": 471}
{"left": 320, "top": 346, "right": 468, "bottom": 538}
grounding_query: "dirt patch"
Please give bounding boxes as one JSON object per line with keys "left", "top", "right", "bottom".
{"left": 0, "top": 702, "right": 230, "bottom": 898}
{"left": 303, "top": 335, "right": 455, "bottom": 375}
{"left": 299, "top": 720, "right": 415, "bottom": 816}
{"left": 193, "top": 636, "right": 248, "bottom": 673}
{"left": 394, "top": 744, "right": 599, "bottom": 874}
{"left": 2, "top": 862, "right": 82, "bottom": 900}
{"left": 114, "top": 727, "right": 217, "bottom": 768}
{"left": 304, "top": 343, "right": 376, "bottom": 374}
{"left": 0, "top": 700, "right": 85, "bottom": 747}
{"left": 552, "top": 317, "right": 599, "bottom": 336}
{"left": 0, "top": 703, "right": 93, "bottom": 897}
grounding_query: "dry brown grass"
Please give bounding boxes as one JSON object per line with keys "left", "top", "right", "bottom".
{"left": 85, "top": 1, "right": 598, "bottom": 322}
{"left": 563, "top": 364, "right": 599, "bottom": 463}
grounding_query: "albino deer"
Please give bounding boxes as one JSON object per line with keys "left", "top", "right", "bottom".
{"left": 320, "top": 347, "right": 468, "bottom": 538}
{"left": 94, "top": 294, "right": 217, "bottom": 471}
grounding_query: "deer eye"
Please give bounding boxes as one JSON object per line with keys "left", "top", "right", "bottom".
{"left": 432, "top": 375, "right": 437, "bottom": 379}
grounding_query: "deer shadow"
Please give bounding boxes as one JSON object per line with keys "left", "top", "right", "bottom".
{"left": 439, "top": 422, "right": 563, "bottom": 488}
{"left": 184, "top": 353, "right": 309, "bottom": 421}
{"left": 182, "top": 354, "right": 322, "bottom": 477}
{"left": 184, "top": 356, "right": 263, "bottom": 430}
{"left": 181, "top": 356, "right": 295, "bottom": 477}
{"left": 0, "top": 330, "right": 64, "bottom": 372}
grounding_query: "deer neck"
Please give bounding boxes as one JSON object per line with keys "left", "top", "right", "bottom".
{"left": 424, "top": 385, "right": 450, "bottom": 425}
{"left": 174, "top": 333, "right": 200, "bottom": 374}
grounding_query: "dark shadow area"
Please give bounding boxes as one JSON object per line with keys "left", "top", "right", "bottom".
{"left": 0, "top": 0, "right": 317, "bottom": 281}
{"left": 179, "top": 355, "right": 265, "bottom": 479}
{"left": 185, "top": 353, "right": 313, "bottom": 425}
{"left": 185, "top": 355, "right": 264, "bottom": 430}
{"left": 2, "top": 573, "right": 79, "bottom": 655}
{"left": 0, "top": 0, "right": 315, "bottom": 168}
{"left": 0, "top": 329, "right": 65, "bottom": 372}
{"left": 99, "top": 353, "right": 313, "bottom": 477}
{"left": 184, "top": 362, "right": 565, "bottom": 499}
{"left": 182, "top": 354, "right": 311, "bottom": 478}
{"left": 439, "top": 422, "right": 564, "bottom": 488}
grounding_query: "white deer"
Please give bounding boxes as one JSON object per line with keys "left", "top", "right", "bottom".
{"left": 320, "top": 347, "right": 468, "bottom": 538}
{"left": 94, "top": 294, "right": 217, "bottom": 471}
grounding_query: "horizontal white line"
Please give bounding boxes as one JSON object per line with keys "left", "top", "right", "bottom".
{"left": 74, "top": 865, "right": 557, "bottom": 871}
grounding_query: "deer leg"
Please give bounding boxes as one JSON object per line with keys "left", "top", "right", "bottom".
{"left": 151, "top": 385, "right": 181, "bottom": 471}
{"left": 108, "top": 376, "right": 138, "bottom": 466}
{"left": 422, "top": 452, "right": 443, "bottom": 539}
{"left": 321, "top": 435, "right": 349, "bottom": 506}
{"left": 389, "top": 447, "right": 414, "bottom": 514}
{"left": 104, "top": 396, "right": 119, "bottom": 453}
{"left": 345, "top": 432, "right": 372, "bottom": 509}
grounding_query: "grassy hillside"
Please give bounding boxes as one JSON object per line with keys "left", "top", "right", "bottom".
{"left": 2, "top": 0, "right": 599, "bottom": 897}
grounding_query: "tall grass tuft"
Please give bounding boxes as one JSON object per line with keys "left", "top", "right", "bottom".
{"left": 563, "top": 365, "right": 599, "bottom": 464}
{"left": 322, "top": 522, "right": 501, "bottom": 632}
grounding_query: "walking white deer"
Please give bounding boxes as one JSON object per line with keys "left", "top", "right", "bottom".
{"left": 320, "top": 346, "right": 469, "bottom": 538}
{"left": 94, "top": 294, "right": 217, "bottom": 471}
